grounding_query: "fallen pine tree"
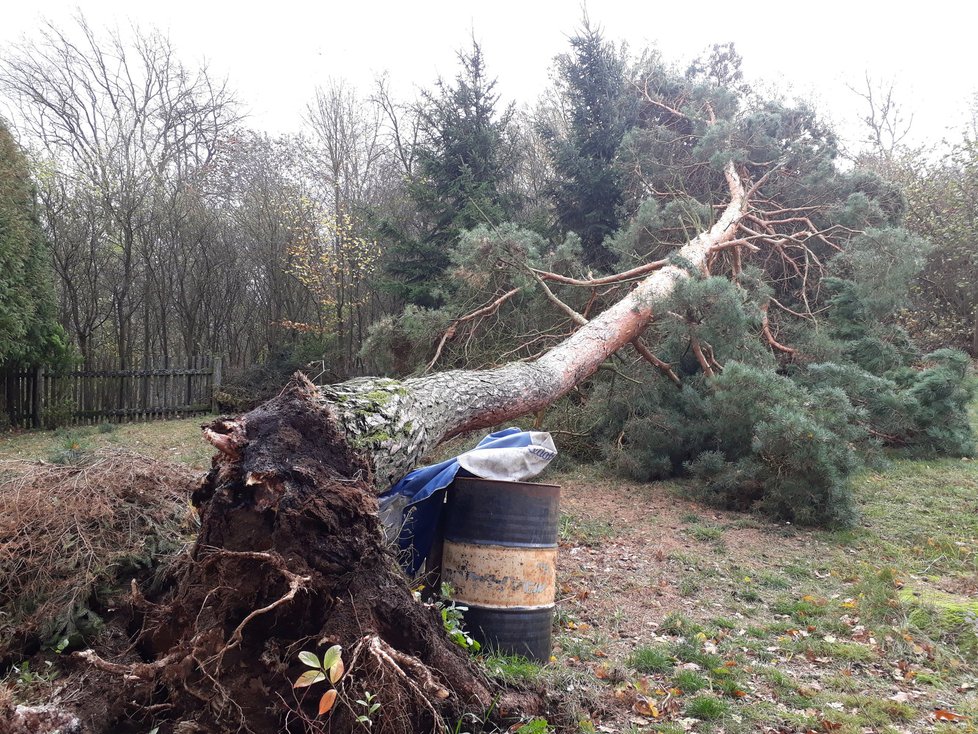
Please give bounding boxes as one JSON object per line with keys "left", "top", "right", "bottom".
{"left": 0, "top": 155, "right": 752, "bottom": 734}
{"left": 62, "top": 164, "right": 747, "bottom": 734}
{"left": 6, "top": 51, "right": 975, "bottom": 732}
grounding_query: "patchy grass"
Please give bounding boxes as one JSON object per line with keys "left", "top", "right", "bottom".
{"left": 684, "top": 694, "right": 728, "bottom": 720}
{"left": 547, "top": 400, "right": 978, "bottom": 733}
{"left": 559, "top": 513, "right": 616, "bottom": 546}
{"left": 627, "top": 646, "right": 672, "bottom": 674}
{"left": 2, "top": 398, "right": 976, "bottom": 733}
{"left": 0, "top": 416, "right": 215, "bottom": 469}
{"left": 671, "top": 670, "right": 708, "bottom": 694}
{"left": 484, "top": 655, "right": 545, "bottom": 686}
{"left": 686, "top": 524, "right": 724, "bottom": 543}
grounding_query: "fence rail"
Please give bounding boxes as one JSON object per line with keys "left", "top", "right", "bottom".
{"left": 1, "top": 356, "right": 222, "bottom": 429}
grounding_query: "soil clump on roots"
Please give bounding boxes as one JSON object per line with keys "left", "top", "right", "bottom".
{"left": 2, "top": 376, "right": 543, "bottom": 733}
{"left": 79, "top": 376, "right": 508, "bottom": 733}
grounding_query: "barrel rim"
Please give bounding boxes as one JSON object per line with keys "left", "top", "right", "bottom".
{"left": 460, "top": 601, "right": 556, "bottom": 612}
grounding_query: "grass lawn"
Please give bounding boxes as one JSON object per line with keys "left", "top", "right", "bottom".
{"left": 0, "top": 415, "right": 215, "bottom": 470}
{"left": 535, "top": 402, "right": 978, "bottom": 733}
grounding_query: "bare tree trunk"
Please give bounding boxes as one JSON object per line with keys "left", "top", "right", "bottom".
{"left": 972, "top": 304, "right": 977, "bottom": 356}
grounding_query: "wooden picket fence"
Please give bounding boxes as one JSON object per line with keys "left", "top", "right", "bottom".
{"left": 1, "top": 355, "right": 223, "bottom": 429}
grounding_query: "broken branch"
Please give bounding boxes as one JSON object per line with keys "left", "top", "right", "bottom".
{"left": 425, "top": 287, "right": 521, "bottom": 372}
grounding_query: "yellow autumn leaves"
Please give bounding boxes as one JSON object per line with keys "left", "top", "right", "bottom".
{"left": 286, "top": 207, "right": 380, "bottom": 333}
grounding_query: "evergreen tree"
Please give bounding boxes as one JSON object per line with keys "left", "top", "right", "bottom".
{"left": 386, "top": 39, "right": 516, "bottom": 307}
{"left": 0, "top": 119, "right": 66, "bottom": 367}
{"left": 541, "top": 18, "right": 631, "bottom": 270}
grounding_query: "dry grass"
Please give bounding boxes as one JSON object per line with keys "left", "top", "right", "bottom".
{"left": 0, "top": 449, "right": 200, "bottom": 657}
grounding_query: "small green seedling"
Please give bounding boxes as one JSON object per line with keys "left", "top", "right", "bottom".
{"left": 355, "top": 690, "right": 381, "bottom": 728}
{"left": 294, "top": 645, "right": 345, "bottom": 716}
{"left": 438, "top": 584, "right": 481, "bottom": 653}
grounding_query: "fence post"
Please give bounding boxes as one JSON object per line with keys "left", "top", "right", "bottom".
{"left": 184, "top": 356, "right": 192, "bottom": 408}
{"left": 211, "top": 356, "right": 223, "bottom": 413}
{"left": 32, "top": 365, "right": 43, "bottom": 429}
{"left": 2, "top": 368, "right": 11, "bottom": 428}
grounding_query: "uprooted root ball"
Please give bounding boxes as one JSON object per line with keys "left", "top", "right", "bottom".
{"left": 3, "top": 377, "right": 542, "bottom": 732}
{"left": 90, "top": 376, "right": 510, "bottom": 733}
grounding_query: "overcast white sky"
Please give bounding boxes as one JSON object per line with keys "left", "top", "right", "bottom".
{"left": 2, "top": 0, "right": 975, "bottom": 148}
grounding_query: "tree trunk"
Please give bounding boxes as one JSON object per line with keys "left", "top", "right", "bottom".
{"left": 306, "top": 162, "right": 746, "bottom": 489}
{"left": 77, "top": 163, "right": 746, "bottom": 734}
{"left": 972, "top": 303, "right": 977, "bottom": 357}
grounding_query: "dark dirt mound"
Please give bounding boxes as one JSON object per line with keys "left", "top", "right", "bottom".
{"left": 81, "top": 375, "right": 506, "bottom": 733}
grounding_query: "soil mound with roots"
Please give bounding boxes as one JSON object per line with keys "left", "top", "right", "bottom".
{"left": 128, "top": 376, "right": 501, "bottom": 733}
{"left": 2, "top": 377, "right": 541, "bottom": 733}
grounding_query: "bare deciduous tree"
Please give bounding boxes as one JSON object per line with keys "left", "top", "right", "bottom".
{"left": 0, "top": 14, "right": 240, "bottom": 369}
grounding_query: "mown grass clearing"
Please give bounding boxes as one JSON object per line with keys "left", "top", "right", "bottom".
{"left": 0, "top": 415, "right": 215, "bottom": 470}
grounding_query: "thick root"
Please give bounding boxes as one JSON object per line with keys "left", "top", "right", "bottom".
{"left": 125, "top": 376, "right": 500, "bottom": 733}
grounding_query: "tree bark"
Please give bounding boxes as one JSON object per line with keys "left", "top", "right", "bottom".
{"left": 972, "top": 303, "right": 977, "bottom": 357}
{"left": 311, "top": 162, "right": 746, "bottom": 489}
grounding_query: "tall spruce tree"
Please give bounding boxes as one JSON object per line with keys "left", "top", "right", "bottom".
{"left": 541, "top": 18, "right": 631, "bottom": 270}
{"left": 368, "top": 39, "right": 974, "bottom": 528}
{"left": 386, "top": 39, "right": 516, "bottom": 307}
{"left": 0, "top": 119, "right": 66, "bottom": 367}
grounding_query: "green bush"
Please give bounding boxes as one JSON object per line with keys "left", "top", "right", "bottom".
{"left": 40, "top": 397, "right": 75, "bottom": 429}
{"left": 906, "top": 349, "right": 976, "bottom": 456}
{"left": 595, "top": 362, "right": 864, "bottom": 526}
{"left": 579, "top": 278, "right": 976, "bottom": 527}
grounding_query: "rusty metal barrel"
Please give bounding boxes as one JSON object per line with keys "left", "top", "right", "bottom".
{"left": 440, "top": 476, "right": 560, "bottom": 661}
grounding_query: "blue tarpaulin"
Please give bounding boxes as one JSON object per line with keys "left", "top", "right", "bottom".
{"left": 378, "top": 427, "right": 556, "bottom": 576}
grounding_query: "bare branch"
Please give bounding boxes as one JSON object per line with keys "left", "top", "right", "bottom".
{"left": 425, "top": 288, "right": 522, "bottom": 372}
{"left": 761, "top": 302, "right": 797, "bottom": 355}
{"left": 531, "top": 258, "right": 670, "bottom": 287}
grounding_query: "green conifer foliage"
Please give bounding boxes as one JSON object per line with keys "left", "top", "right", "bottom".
{"left": 906, "top": 349, "right": 977, "bottom": 456}
{"left": 0, "top": 119, "right": 67, "bottom": 366}
{"left": 541, "top": 18, "right": 632, "bottom": 269}
{"left": 370, "top": 38, "right": 976, "bottom": 529}
{"left": 387, "top": 40, "right": 517, "bottom": 307}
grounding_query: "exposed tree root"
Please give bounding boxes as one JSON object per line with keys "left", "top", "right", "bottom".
{"left": 91, "top": 376, "right": 508, "bottom": 734}
{"left": 73, "top": 649, "right": 183, "bottom": 682}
